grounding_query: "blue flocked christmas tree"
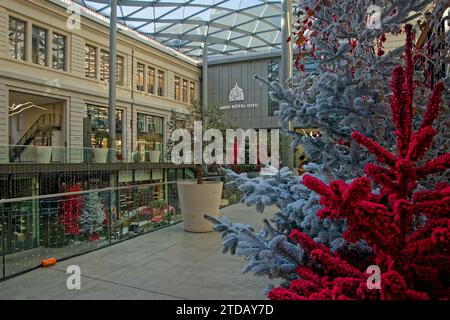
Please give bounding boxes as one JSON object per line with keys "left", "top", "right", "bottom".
{"left": 207, "top": 0, "right": 449, "bottom": 291}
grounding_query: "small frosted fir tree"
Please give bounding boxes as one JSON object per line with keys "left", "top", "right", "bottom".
{"left": 268, "top": 38, "right": 450, "bottom": 300}
{"left": 79, "top": 192, "right": 105, "bottom": 241}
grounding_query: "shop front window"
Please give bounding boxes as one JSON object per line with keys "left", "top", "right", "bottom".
{"left": 87, "top": 105, "right": 124, "bottom": 155}
{"left": 137, "top": 113, "right": 164, "bottom": 162}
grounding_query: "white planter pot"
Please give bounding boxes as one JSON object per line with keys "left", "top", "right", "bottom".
{"left": 36, "top": 146, "right": 52, "bottom": 164}
{"left": 93, "top": 148, "right": 108, "bottom": 163}
{"left": 149, "top": 150, "right": 161, "bottom": 163}
{"left": 177, "top": 181, "right": 223, "bottom": 233}
{"left": 51, "top": 146, "right": 64, "bottom": 163}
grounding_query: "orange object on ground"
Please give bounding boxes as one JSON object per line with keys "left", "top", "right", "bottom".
{"left": 41, "top": 258, "right": 57, "bottom": 267}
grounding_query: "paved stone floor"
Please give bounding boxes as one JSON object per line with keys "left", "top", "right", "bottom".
{"left": 0, "top": 204, "right": 277, "bottom": 300}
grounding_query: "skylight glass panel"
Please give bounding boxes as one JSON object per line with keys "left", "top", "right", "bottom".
{"left": 74, "top": 0, "right": 283, "bottom": 57}
{"left": 130, "top": 7, "right": 155, "bottom": 20}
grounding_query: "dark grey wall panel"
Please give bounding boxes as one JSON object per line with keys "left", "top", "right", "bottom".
{"left": 207, "top": 56, "right": 280, "bottom": 130}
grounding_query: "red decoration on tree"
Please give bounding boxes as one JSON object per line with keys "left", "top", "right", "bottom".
{"left": 376, "top": 32, "right": 387, "bottom": 57}
{"left": 60, "top": 184, "right": 82, "bottom": 236}
{"left": 269, "top": 25, "right": 450, "bottom": 300}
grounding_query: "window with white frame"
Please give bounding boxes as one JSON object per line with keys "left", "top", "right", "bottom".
{"left": 32, "top": 25, "right": 48, "bottom": 66}
{"left": 182, "top": 79, "right": 188, "bottom": 103}
{"left": 158, "top": 70, "right": 165, "bottom": 96}
{"left": 85, "top": 44, "right": 97, "bottom": 79}
{"left": 174, "top": 76, "right": 181, "bottom": 101}
{"left": 9, "top": 17, "right": 26, "bottom": 61}
{"left": 148, "top": 66, "right": 155, "bottom": 94}
{"left": 52, "top": 33, "right": 66, "bottom": 70}
{"left": 136, "top": 63, "right": 145, "bottom": 91}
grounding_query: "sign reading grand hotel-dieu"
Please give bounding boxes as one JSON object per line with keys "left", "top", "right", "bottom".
{"left": 218, "top": 83, "right": 259, "bottom": 110}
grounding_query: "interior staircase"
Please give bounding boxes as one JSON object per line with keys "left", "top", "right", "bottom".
{"left": 9, "top": 114, "right": 62, "bottom": 163}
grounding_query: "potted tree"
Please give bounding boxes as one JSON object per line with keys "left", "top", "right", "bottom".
{"left": 177, "top": 166, "right": 223, "bottom": 232}
{"left": 92, "top": 130, "right": 109, "bottom": 163}
{"left": 176, "top": 101, "right": 229, "bottom": 232}
{"left": 36, "top": 126, "right": 55, "bottom": 163}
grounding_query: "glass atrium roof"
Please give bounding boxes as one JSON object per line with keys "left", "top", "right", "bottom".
{"left": 74, "top": 0, "right": 282, "bottom": 58}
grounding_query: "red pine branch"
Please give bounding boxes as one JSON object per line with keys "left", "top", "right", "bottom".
{"left": 420, "top": 81, "right": 445, "bottom": 129}
{"left": 351, "top": 131, "right": 397, "bottom": 167}
{"left": 270, "top": 23, "right": 449, "bottom": 301}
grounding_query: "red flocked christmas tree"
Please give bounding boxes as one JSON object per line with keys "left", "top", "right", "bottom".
{"left": 268, "top": 25, "right": 450, "bottom": 300}
{"left": 60, "top": 184, "right": 82, "bottom": 236}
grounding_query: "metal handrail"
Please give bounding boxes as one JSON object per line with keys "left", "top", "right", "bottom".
{"left": 0, "top": 180, "right": 181, "bottom": 205}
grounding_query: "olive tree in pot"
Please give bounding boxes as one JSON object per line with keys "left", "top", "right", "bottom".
{"left": 176, "top": 101, "right": 232, "bottom": 232}
{"left": 36, "top": 126, "right": 56, "bottom": 163}
{"left": 177, "top": 165, "right": 223, "bottom": 232}
{"left": 92, "top": 130, "right": 110, "bottom": 163}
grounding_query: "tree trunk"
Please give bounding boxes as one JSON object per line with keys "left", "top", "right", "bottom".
{"left": 196, "top": 164, "right": 203, "bottom": 185}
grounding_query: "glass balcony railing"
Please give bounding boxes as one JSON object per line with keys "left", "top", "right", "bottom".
{"left": 0, "top": 145, "right": 167, "bottom": 164}
{"left": 0, "top": 180, "right": 181, "bottom": 278}
{"left": 0, "top": 172, "right": 247, "bottom": 279}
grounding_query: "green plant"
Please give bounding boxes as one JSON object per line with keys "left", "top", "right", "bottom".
{"left": 150, "top": 199, "right": 165, "bottom": 210}
{"left": 170, "top": 99, "right": 236, "bottom": 184}
{"left": 92, "top": 130, "right": 110, "bottom": 148}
